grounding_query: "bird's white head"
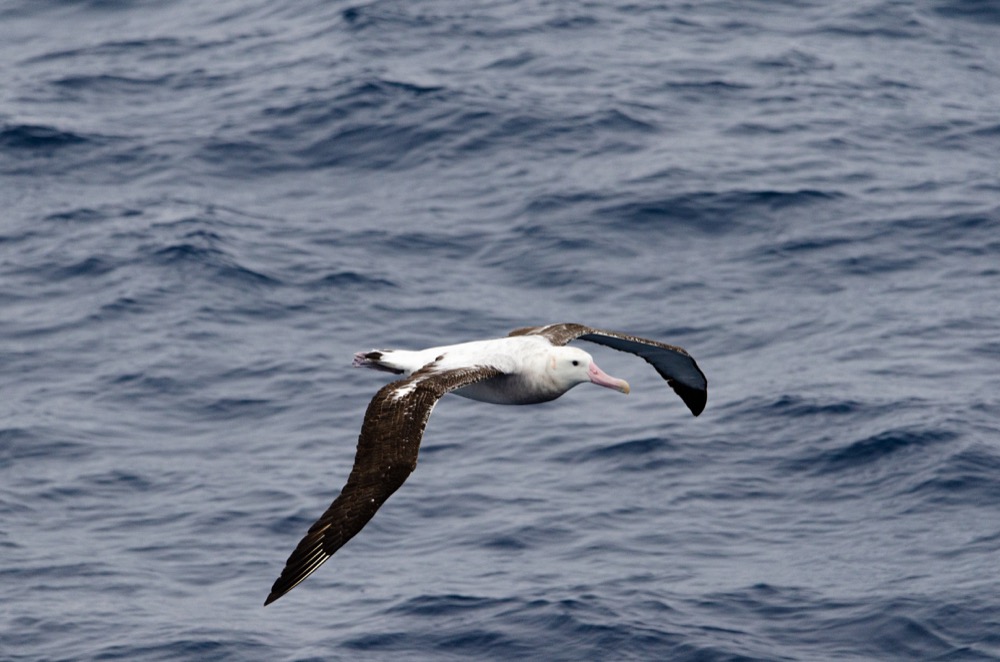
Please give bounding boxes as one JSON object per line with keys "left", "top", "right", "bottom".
{"left": 548, "top": 346, "right": 630, "bottom": 395}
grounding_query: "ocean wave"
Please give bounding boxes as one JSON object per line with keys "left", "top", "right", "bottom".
{"left": 0, "top": 123, "right": 90, "bottom": 150}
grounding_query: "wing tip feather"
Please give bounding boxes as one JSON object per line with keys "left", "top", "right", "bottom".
{"left": 678, "top": 383, "right": 707, "bottom": 416}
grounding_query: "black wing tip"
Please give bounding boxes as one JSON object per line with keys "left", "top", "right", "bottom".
{"left": 264, "top": 578, "right": 291, "bottom": 606}
{"left": 265, "top": 570, "right": 308, "bottom": 605}
{"left": 670, "top": 380, "right": 707, "bottom": 416}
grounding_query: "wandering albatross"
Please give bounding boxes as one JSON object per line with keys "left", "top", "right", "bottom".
{"left": 264, "top": 323, "right": 707, "bottom": 605}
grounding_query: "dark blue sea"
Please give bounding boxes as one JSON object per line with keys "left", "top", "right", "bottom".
{"left": 3, "top": 1, "right": 1000, "bottom": 660}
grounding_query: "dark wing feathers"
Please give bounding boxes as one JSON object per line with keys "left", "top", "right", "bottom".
{"left": 264, "top": 365, "right": 503, "bottom": 605}
{"left": 579, "top": 332, "right": 707, "bottom": 416}
{"left": 510, "top": 323, "right": 708, "bottom": 416}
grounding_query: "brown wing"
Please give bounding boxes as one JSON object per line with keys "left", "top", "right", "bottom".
{"left": 264, "top": 365, "right": 503, "bottom": 605}
{"left": 510, "top": 323, "right": 708, "bottom": 416}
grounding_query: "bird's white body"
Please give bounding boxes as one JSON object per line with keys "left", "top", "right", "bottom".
{"left": 354, "top": 335, "right": 628, "bottom": 405}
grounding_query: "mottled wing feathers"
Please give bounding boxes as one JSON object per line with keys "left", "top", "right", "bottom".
{"left": 508, "top": 323, "right": 591, "bottom": 346}
{"left": 510, "top": 323, "right": 708, "bottom": 416}
{"left": 264, "top": 365, "right": 503, "bottom": 605}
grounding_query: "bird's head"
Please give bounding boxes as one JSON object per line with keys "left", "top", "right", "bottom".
{"left": 549, "top": 346, "right": 630, "bottom": 395}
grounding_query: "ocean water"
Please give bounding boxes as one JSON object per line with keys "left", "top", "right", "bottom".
{"left": 2, "top": 0, "right": 1000, "bottom": 659}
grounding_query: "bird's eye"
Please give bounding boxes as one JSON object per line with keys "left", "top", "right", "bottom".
{"left": 571, "top": 360, "right": 579, "bottom": 366}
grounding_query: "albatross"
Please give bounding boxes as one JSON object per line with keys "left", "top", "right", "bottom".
{"left": 264, "top": 323, "right": 707, "bottom": 605}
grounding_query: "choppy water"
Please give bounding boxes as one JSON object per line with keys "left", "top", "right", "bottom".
{"left": 3, "top": 1, "right": 1000, "bottom": 660}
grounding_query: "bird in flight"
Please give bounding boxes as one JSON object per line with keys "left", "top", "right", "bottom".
{"left": 265, "top": 323, "right": 707, "bottom": 605}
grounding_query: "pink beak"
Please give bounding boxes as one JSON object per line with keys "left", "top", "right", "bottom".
{"left": 588, "top": 361, "right": 630, "bottom": 394}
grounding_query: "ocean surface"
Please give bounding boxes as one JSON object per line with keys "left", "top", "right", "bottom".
{"left": 3, "top": 1, "right": 999, "bottom": 660}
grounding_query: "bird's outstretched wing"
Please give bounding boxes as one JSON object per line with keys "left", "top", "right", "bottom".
{"left": 509, "top": 323, "right": 707, "bottom": 416}
{"left": 264, "top": 364, "right": 503, "bottom": 605}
